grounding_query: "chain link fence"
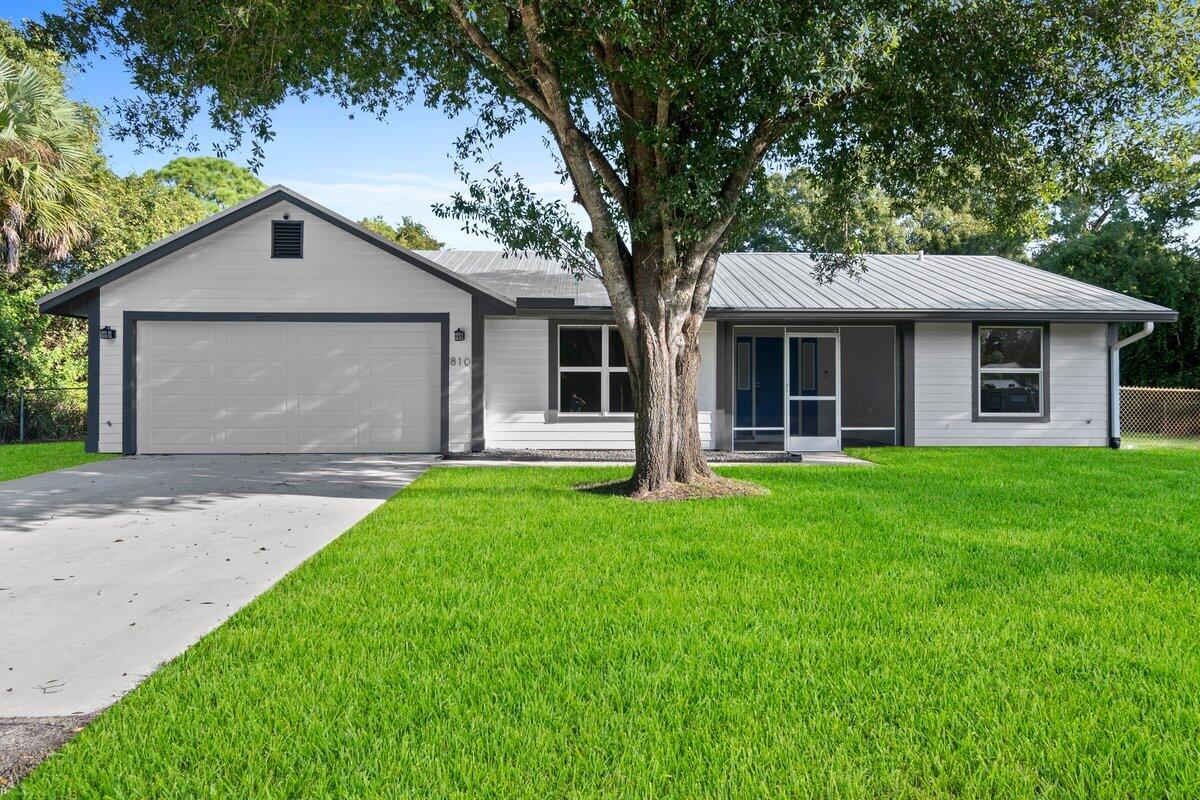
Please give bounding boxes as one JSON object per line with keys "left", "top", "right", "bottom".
{"left": 1121, "top": 387, "right": 1200, "bottom": 440}
{"left": 0, "top": 387, "right": 88, "bottom": 444}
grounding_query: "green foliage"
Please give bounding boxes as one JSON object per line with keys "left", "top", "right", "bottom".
{"left": 13, "top": 450, "right": 1200, "bottom": 796}
{"left": 359, "top": 215, "right": 443, "bottom": 250}
{"left": 0, "top": 19, "right": 62, "bottom": 86}
{"left": 0, "top": 53, "right": 103, "bottom": 273}
{"left": 1036, "top": 221, "right": 1200, "bottom": 387}
{"left": 739, "top": 169, "right": 1041, "bottom": 259}
{"left": 62, "top": 171, "right": 212, "bottom": 281}
{"left": 0, "top": 275, "right": 85, "bottom": 389}
{"left": 149, "top": 156, "right": 266, "bottom": 209}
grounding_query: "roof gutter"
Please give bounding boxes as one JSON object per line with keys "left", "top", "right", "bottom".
{"left": 1108, "top": 321, "right": 1155, "bottom": 448}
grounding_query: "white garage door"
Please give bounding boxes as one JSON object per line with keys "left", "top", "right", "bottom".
{"left": 137, "top": 321, "right": 440, "bottom": 453}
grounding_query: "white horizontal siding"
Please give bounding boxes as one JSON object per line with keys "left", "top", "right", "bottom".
{"left": 914, "top": 322, "right": 1108, "bottom": 446}
{"left": 96, "top": 201, "right": 474, "bottom": 452}
{"left": 483, "top": 318, "right": 718, "bottom": 449}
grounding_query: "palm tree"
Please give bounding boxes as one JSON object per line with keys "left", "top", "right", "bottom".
{"left": 0, "top": 55, "right": 100, "bottom": 274}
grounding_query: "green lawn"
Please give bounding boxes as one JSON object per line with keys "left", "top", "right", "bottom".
{"left": 0, "top": 441, "right": 114, "bottom": 483}
{"left": 15, "top": 448, "right": 1200, "bottom": 799}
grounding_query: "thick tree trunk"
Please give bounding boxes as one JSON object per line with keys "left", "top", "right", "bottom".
{"left": 628, "top": 286, "right": 715, "bottom": 494}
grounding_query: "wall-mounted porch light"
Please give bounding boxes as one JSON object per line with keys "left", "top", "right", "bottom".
{"left": 454, "top": 328, "right": 466, "bottom": 342}
{"left": 99, "top": 326, "right": 117, "bottom": 340}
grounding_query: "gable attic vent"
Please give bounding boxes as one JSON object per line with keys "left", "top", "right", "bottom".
{"left": 271, "top": 220, "right": 304, "bottom": 258}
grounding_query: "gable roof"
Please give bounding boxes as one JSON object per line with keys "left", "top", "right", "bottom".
{"left": 420, "top": 250, "right": 1177, "bottom": 322}
{"left": 38, "top": 185, "right": 515, "bottom": 316}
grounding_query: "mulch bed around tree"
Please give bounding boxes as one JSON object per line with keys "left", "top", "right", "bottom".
{"left": 577, "top": 474, "right": 769, "bottom": 501}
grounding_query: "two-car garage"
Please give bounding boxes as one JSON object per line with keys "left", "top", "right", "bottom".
{"left": 133, "top": 318, "right": 444, "bottom": 454}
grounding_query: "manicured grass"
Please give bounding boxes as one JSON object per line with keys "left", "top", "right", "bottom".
{"left": 0, "top": 441, "right": 114, "bottom": 483}
{"left": 16, "top": 448, "right": 1200, "bottom": 798}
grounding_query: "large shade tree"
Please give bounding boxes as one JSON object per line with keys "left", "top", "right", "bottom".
{"left": 39, "top": 0, "right": 1200, "bottom": 493}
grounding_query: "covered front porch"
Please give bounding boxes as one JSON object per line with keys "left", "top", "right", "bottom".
{"left": 722, "top": 324, "right": 908, "bottom": 453}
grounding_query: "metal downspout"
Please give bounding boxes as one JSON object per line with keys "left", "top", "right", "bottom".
{"left": 1109, "top": 321, "right": 1155, "bottom": 448}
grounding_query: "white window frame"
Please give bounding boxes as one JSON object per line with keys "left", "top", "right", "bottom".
{"left": 977, "top": 325, "right": 1044, "bottom": 418}
{"left": 558, "top": 324, "right": 632, "bottom": 416}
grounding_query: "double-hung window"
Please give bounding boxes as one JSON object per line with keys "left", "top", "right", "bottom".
{"left": 558, "top": 325, "right": 632, "bottom": 415}
{"left": 977, "top": 325, "right": 1046, "bottom": 417}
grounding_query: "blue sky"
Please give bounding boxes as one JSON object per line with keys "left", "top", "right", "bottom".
{"left": 4, "top": 0, "right": 569, "bottom": 248}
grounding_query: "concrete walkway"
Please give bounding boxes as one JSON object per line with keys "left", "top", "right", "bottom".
{"left": 0, "top": 454, "right": 433, "bottom": 717}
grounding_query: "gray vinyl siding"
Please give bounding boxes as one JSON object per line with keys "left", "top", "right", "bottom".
{"left": 913, "top": 322, "right": 1109, "bottom": 446}
{"left": 95, "top": 201, "right": 474, "bottom": 453}
{"left": 483, "top": 318, "right": 717, "bottom": 449}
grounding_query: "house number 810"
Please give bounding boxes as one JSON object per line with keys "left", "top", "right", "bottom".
{"left": 450, "top": 356, "right": 471, "bottom": 366}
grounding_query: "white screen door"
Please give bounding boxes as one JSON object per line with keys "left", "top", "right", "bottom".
{"left": 785, "top": 332, "right": 840, "bottom": 451}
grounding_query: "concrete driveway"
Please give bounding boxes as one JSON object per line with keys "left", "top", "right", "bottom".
{"left": 0, "top": 454, "right": 434, "bottom": 717}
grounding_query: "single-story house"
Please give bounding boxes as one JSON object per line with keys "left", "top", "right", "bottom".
{"left": 39, "top": 185, "right": 1176, "bottom": 455}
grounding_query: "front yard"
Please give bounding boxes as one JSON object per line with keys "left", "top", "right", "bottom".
{"left": 0, "top": 442, "right": 113, "bottom": 483}
{"left": 14, "top": 448, "right": 1200, "bottom": 798}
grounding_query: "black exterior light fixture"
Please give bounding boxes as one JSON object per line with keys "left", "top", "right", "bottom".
{"left": 454, "top": 328, "right": 466, "bottom": 342}
{"left": 99, "top": 326, "right": 117, "bottom": 340}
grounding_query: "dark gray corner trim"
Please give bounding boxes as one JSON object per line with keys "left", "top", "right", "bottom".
{"left": 970, "top": 321, "right": 1051, "bottom": 424}
{"left": 1107, "top": 322, "right": 1119, "bottom": 447}
{"left": 85, "top": 291, "right": 99, "bottom": 453}
{"left": 41, "top": 188, "right": 516, "bottom": 315}
{"left": 899, "top": 322, "right": 915, "bottom": 446}
{"left": 715, "top": 321, "right": 733, "bottom": 451}
{"left": 121, "top": 311, "right": 451, "bottom": 455}
{"left": 471, "top": 298, "right": 486, "bottom": 452}
{"left": 547, "top": 319, "right": 561, "bottom": 411}
{"left": 517, "top": 297, "right": 575, "bottom": 309}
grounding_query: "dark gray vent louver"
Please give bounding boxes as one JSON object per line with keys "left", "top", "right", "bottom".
{"left": 271, "top": 220, "right": 304, "bottom": 258}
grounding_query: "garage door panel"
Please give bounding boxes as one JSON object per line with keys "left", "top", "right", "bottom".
{"left": 223, "top": 394, "right": 288, "bottom": 414}
{"left": 224, "top": 427, "right": 288, "bottom": 448}
{"left": 147, "top": 323, "right": 217, "bottom": 348}
{"left": 225, "top": 361, "right": 288, "bottom": 381}
{"left": 149, "top": 427, "right": 216, "bottom": 447}
{"left": 150, "top": 361, "right": 216, "bottom": 381}
{"left": 138, "top": 321, "right": 440, "bottom": 453}
{"left": 222, "top": 325, "right": 289, "bottom": 349}
{"left": 297, "top": 394, "right": 359, "bottom": 414}
{"left": 295, "top": 360, "right": 359, "bottom": 382}
{"left": 151, "top": 394, "right": 216, "bottom": 413}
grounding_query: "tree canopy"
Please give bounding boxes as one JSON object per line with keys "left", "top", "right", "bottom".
{"left": 149, "top": 156, "right": 266, "bottom": 210}
{"left": 359, "top": 216, "right": 443, "bottom": 250}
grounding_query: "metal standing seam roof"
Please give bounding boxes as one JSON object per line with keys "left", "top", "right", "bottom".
{"left": 419, "top": 250, "right": 1176, "bottom": 319}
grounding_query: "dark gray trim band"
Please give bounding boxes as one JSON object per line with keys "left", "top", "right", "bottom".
{"left": 471, "top": 298, "right": 486, "bottom": 452}
{"left": 547, "top": 319, "right": 561, "bottom": 411}
{"left": 971, "top": 321, "right": 1051, "bottom": 423}
{"left": 42, "top": 188, "right": 515, "bottom": 315}
{"left": 899, "top": 322, "right": 915, "bottom": 446}
{"left": 1107, "top": 323, "right": 1119, "bottom": 448}
{"left": 715, "top": 321, "right": 733, "bottom": 450}
{"left": 85, "top": 291, "right": 99, "bottom": 453}
{"left": 122, "top": 311, "right": 451, "bottom": 455}
{"left": 705, "top": 309, "right": 1177, "bottom": 323}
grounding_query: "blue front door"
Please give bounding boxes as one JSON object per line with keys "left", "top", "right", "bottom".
{"left": 754, "top": 336, "right": 784, "bottom": 429}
